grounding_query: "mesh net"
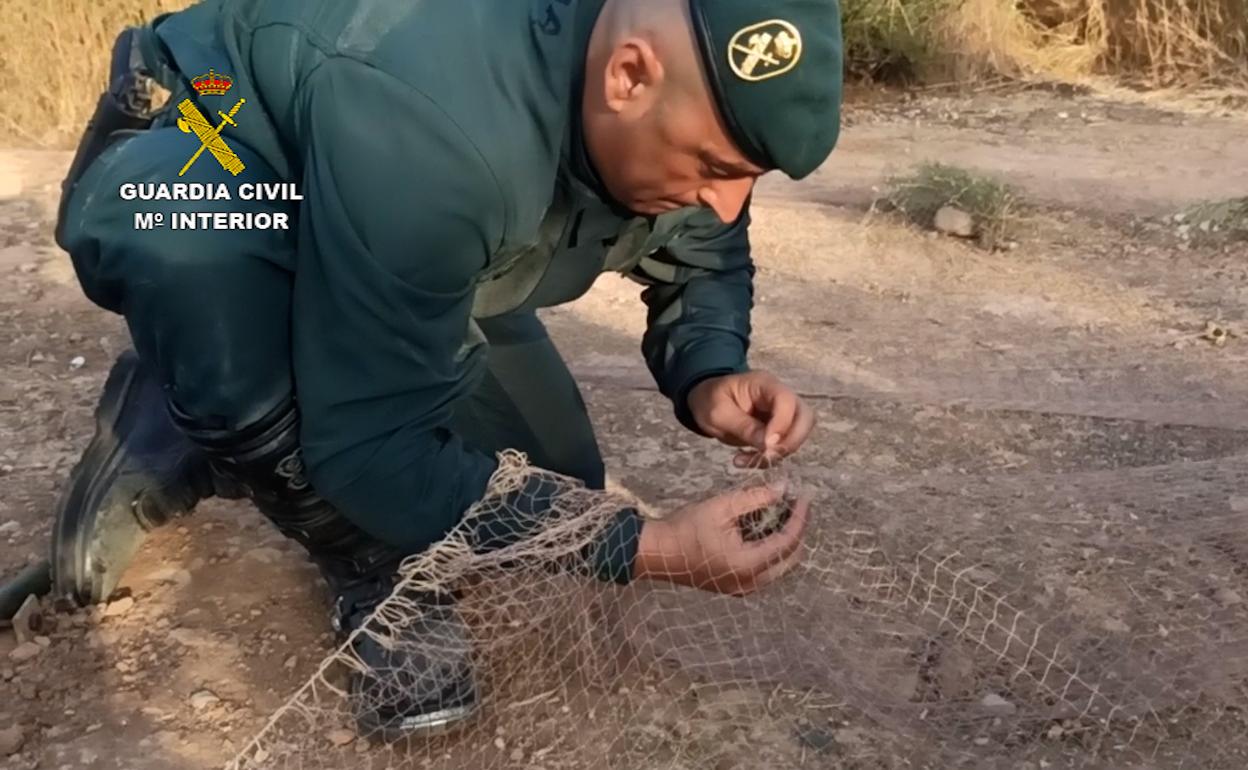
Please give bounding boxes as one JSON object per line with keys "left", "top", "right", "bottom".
{"left": 224, "top": 439, "right": 1248, "bottom": 770}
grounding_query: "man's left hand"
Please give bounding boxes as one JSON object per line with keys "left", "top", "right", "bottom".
{"left": 687, "top": 371, "right": 816, "bottom": 467}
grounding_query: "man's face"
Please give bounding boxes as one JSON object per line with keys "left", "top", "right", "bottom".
{"left": 583, "top": 40, "right": 767, "bottom": 224}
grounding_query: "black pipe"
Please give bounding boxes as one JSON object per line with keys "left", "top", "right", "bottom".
{"left": 0, "top": 561, "right": 52, "bottom": 622}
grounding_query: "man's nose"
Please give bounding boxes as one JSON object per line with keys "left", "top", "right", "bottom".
{"left": 700, "top": 178, "right": 755, "bottom": 223}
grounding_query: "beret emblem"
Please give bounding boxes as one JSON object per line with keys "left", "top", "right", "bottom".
{"left": 727, "top": 20, "right": 803, "bottom": 82}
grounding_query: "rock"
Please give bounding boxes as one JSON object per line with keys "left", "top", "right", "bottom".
{"left": 11, "top": 595, "right": 41, "bottom": 645}
{"left": 69, "top": 356, "right": 86, "bottom": 371}
{"left": 0, "top": 724, "right": 25, "bottom": 756}
{"left": 980, "top": 693, "right": 1016, "bottom": 715}
{"left": 0, "top": 521, "right": 19, "bottom": 536}
{"left": 103, "top": 597, "right": 134, "bottom": 617}
{"left": 795, "top": 724, "right": 838, "bottom": 753}
{"left": 242, "top": 547, "right": 283, "bottom": 564}
{"left": 1214, "top": 587, "right": 1244, "bottom": 607}
{"left": 327, "top": 729, "right": 355, "bottom": 747}
{"left": 150, "top": 567, "right": 192, "bottom": 587}
{"left": 8, "top": 643, "right": 43, "bottom": 663}
{"left": 493, "top": 737, "right": 506, "bottom": 751}
{"left": 1102, "top": 617, "right": 1130, "bottom": 633}
{"left": 189, "top": 690, "right": 220, "bottom": 711}
{"left": 934, "top": 206, "right": 975, "bottom": 238}
{"left": 33, "top": 636, "right": 50, "bottom": 648}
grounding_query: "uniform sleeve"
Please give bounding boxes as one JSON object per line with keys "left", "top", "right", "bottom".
{"left": 291, "top": 57, "right": 639, "bottom": 582}
{"left": 634, "top": 204, "right": 755, "bottom": 434}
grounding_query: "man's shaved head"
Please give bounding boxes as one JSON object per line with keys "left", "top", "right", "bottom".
{"left": 589, "top": 0, "right": 705, "bottom": 100}
{"left": 582, "top": 0, "right": 763, "bottom": 221}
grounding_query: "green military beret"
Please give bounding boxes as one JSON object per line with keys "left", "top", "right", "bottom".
{"left": 688, "top": 0, "right": 843, "bottom": 179}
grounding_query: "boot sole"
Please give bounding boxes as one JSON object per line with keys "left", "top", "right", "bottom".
{"left": 365, "top": 701, "right": 480, "bottom": 742}
{"left": 51, "top": 352, "right": 151, "bottom": 606}
{"left": 351, "top": 666, "right": 480, "bottom": 742}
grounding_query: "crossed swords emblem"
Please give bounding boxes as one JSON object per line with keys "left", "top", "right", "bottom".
{"left": 175, "top": 97, "right": 247, "bottom": 177}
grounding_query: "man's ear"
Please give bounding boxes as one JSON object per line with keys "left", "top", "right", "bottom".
{"left": 602, "top": 38, "right": 665, "bottom": 114}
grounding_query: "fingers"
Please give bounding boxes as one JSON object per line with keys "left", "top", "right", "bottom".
{"left": 747, "top": 538, "right": 808, "bottom": 592}
{"left": 777, "top": 398, "right": 816, "bottom": 456}
{"left": 732, "top": 448, "right": 775, "bottom": 469}
{"left": 745, "top": 492, "right": 810, "bottom": 559}
{"left": 762, "top": 387, "right": 799, "bottom": 450}
{"left": 711, "top": 482, "right": 787, "bottom": 526}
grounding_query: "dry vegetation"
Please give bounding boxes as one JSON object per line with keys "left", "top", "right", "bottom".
{"left": 881, "top": 162, "right": 1020, "bottom": 249}
{"left": 0, "top": 0, "right": 1244, "bottom": 146}
{"left": 844, "top": 0, "right": 1247, "bottom": 84}
{"left": 0, "top": 0, "right": 192, "bottom": 147}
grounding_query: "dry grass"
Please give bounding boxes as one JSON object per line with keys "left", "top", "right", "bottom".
{"left": 881, "top": 162, "right": 1021, "bottom": 249}
{"left": 1176, "top": 196, "right": 1248, "bottom": 243}
{"left": 0, "top": 0, "right": 191, "bottom": 148}
{"left": 847, "top": 0, "right": 1247, "bottom": 86}
{"left": 0, "top": 0, "right": 1242, "bottom": 146}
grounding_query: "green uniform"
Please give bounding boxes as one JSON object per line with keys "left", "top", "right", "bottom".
{"left": 60, "top": 0, "right": 768, "bottom": 582}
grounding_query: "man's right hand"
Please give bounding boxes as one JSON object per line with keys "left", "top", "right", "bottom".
{"left": 632, "top": 483, "right": 811, "bottom": 596}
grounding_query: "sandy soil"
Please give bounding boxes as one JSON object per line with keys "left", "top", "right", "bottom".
{"left": 1, "top": 88, "right": 1246, "bottom": 770}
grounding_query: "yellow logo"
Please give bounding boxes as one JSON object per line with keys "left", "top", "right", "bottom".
{"left": 175, "top": 97, "right": 247, "bottom": 177}
{"left": 728, "top": 20, "right": 803, "bottom": 82}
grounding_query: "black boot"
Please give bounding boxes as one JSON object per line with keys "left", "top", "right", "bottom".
{"left": 51, "top": 350, "right": 228, "bottom": 606}
{"left": 179, "top": 402, "right": 479, "bottom": 738}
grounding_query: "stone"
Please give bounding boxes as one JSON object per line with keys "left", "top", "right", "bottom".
{"left": 8, "top": 644, "right": 42, "bottom": 664}
{"left": 11, "top": 595, "right": 41, "bottom": 646}
{"left": 0, "top": 724, "right": 25, "bottom": 756}
{"left": 1214, "top": 587, "right": 1244, "bottom": 607}
{"left": 0, "top": 521, "right": 19, "bottom": 536}
{"left": 327, "top": 729, "right": 355, "bottom": 747}
{"left": 150, "top": 567, "right": 193, "bottom": 587}
{"left": 980, "top": 693, "right": 1016, "bottom": 715}
{"left": 189, "top": 690, "right": 220, "bottom": 711}
{"left": 934, "top": 205, "right": 976, "bottom": 238}
{"left": 1101, "top": 617, "right": 1130, "bottom": 633}
{"left": 103, "top": 597, "right": 134, "bottom": 617}
{"left": 242, "top": 547, "right": 283, "bottom": 564}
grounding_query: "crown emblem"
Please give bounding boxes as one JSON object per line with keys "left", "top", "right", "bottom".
{"left": 191, "top": 69, "right": 234, "bottom": 96}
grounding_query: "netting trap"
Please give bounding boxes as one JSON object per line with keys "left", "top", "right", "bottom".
{"left": 224, "top": 442, "right": 1248, "bottom": 770}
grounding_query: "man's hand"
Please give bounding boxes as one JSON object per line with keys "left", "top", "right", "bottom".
{"left": 687, "top": 371, "right": 816, "bottom": 467}
{"left": 633, "top": 483, "right": 811, "bottom": 596}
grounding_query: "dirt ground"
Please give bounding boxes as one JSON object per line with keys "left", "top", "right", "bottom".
{"left": 1, "top": 87, "right": 1246, "bottom": 770}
